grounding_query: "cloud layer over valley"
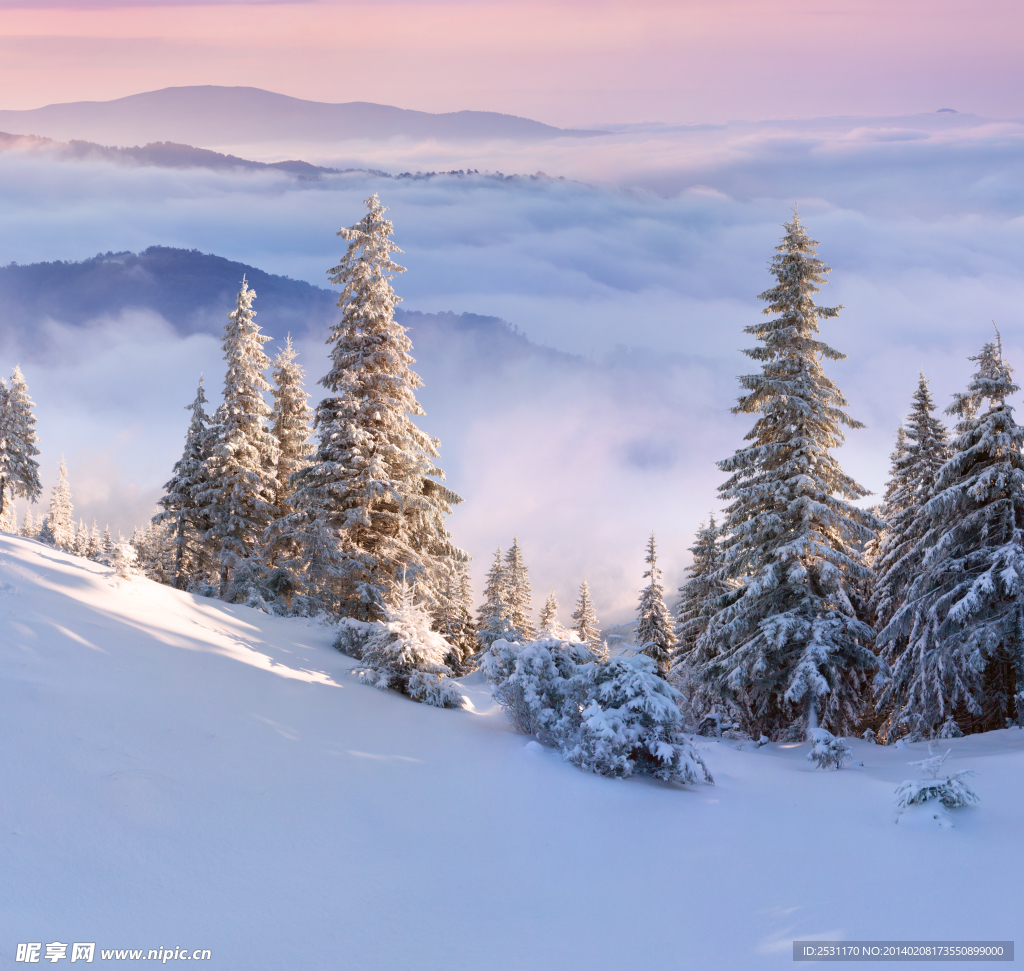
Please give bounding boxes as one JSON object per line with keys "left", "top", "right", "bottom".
{"left": 0, "top": 111, "right": 1021, "bottom": 622}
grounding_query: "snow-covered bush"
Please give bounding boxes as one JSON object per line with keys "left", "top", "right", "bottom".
{"left": 564, "top": 655, "right": 713, "bottom": 785}
{"left": 894, "top": 745, "right": 979, "bottom": 815}
{"left": 222, "top": 558, "right": 299, "bottom": 614}
{"left": 806, "top": 727, "right": 852, "bottom": 770}
{"left": 111, "top": 542, "right": 138, "bottom": 579}
{"left": 935, "top": 717, "right": 963, "bottom": 739}
{"left": 347, "top": 587, "right": 466, "bottom": 709}
{"left": 481, "top": 636, "right": 590, "bottom": 741}
{"left": 484, "top": 638, "right": 713, "bottom": 786}
{"left": 333, "top": 617, "right": 373, "bottom": 658}
{"left": 894, "top": 773, "right": 979, "bottom": 811}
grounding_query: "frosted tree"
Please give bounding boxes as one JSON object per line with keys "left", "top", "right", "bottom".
{"left": 674, "top": 515, "right": 728, "bottom": 659}
{"left": 572, "top": 579, "right": 602, "bottom": 654}
{"left": 0, "top": 365, "right": 42, "bottom": 523}
{"left": 88, "top": 520, "right": 101, "bottom": 558}
{"left": 156, "top": 377, "right": 218, "bottom": 589}
{"left": 477, "top": 547, "right": 516, "bottom": 647}
{"left": 539, "top": 591, "right": 562, "bottom": 634}
{"left": 43, "top": 458, "right": 75, "bottom": 551}
{"left": 432, "top": 559, "right": 477, "bottom": 673}
{"left": 21, "top": 507, "right": 35, "bottom": 538}
{"left": 694, "top": 214, "right": 879, "bottom": 738}
{"left": 870, "top": 375, "right": 951, "bottom": 632}
{"left": 504, "top": 536, "right": 535, "bottom": 640}
{"left": 290, "top": 195, "right": 465, "bottom": 618}
{"left": 261, "top": 338, "right": 316, "bottom": 591}
{"left": 200, "top": 280, "right": 280, "bottom": 596}
{"left": 635, "top": 533, "right": 676, "bottom": 676}
{"left": 269, "top": 335, "right": 313, "bottom": 509}
{"left": 73, "top": 518, "right": 89, "bottom": 557}
{"left": 102, "top": 524, "right": 112, "bottom": 555}
{"left": 877, "top": 335, "right": 1024, "bottom": 737}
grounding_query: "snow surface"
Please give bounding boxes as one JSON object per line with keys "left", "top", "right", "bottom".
{"left": 1, "top": 533, "right": 1022, "bottom": 969}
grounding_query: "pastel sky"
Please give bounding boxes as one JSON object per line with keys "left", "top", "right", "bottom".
{"left": 0, "top": 0, "right": 1021, "bottom": 125}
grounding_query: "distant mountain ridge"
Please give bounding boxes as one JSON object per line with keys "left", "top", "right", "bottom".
{"left": 0, "top": 132, "right": 340, "bottom": 178}
{"left": 0, "top": 247, "right": 580, "bottom": 373}
{"left": 0, "top": 86, "right": 610, "bottom": 147}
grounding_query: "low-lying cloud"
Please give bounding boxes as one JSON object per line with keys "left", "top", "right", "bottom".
{"left": 0, "top": 114, "right": 1021, "bottom": 622}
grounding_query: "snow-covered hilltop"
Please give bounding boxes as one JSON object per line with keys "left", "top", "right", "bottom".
{"left": 1, "top": 532, "right": 1021, "bottom": 968}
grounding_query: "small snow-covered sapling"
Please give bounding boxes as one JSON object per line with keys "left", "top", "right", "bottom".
{"left": 894, "top": 743, "right": 979, "bottom": 813}
{"left": 807, "top": 728, "right": 851, "bottom": 769}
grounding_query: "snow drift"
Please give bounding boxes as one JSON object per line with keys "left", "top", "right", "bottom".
{"left": 1, "top": 534, "right": 1021, "bottom": 969}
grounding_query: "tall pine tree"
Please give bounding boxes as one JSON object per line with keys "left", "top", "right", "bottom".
{"left": 870, "top": 375, "right": 950, "bottom": 632}
{"left": 877, "top": 336, "right": 1024, "bottom": 737}
{"left": 291, "top": 195, "right": 465, "bottom": 619}
{"left": 156, "top": 376, "right": 217, "bottom": 589}
{"left": 433, "top": 559, "right": 477, "bottom": 673}
{"left": 694, "top": 214, "right": 878, "bottom": 738}
{"left": 269, "top": 335, "right": 313, "bottom": 510}
{"left": 0, "top": 365, "right": 41, "bottom": 522}
{"left": 503, "top": 536, "right": 535, "bottom": 641}
{"left": 635, "top": 532, "right": 676, "bottom": 676}
{"left": 200, "top": 279, "right": 280, "bottom": 596}
{"left": 674, "top": 515, "right": 728, "bottom": 660}
{"left": 44, "top": 458, "right": 74, "bottom": 551}
{"left": 539, "top": 591, "right": 562, "bottom": 634}
{"left": 572, "top": 579, "right": 602, "bottom": 654}
{"left": 477, "top": 547, "right": 516, "bottom": 647}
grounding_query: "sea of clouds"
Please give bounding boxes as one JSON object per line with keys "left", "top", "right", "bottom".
{"left": 0, "top": 111, "right": 1021, "bottom": 621}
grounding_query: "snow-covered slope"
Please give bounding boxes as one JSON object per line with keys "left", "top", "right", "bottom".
{"left": 1, "top": 534, "right": 1021, "bottom": 969}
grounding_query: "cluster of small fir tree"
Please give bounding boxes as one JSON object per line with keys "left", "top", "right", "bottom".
{"left": 477, "top": 537, "right": 534, "bottom": 647}
{"left": 876, "top": 334, "right": 1024, "bottom": 738}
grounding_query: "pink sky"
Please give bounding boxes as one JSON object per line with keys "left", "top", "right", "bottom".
{"left": 0, "top": 0, "right": 1020, "bottom": 125}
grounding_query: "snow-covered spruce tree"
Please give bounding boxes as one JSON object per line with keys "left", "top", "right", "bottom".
{"left": 477, "top": 547, "right": 516, "bottom": 647}
{"left": 269, "top": 335, "right": 313, "bottom": 510}
{"left": 156, "top": 377, "right": 218, "bottom": 589}
{"left": 266, "top": 507, "right": 348, "bottom": 614}
{"left": 88, "top": 520, "right": 101, "bottom": 558}
{"left": 504, "top": 536, "right": 535, "bottom": 640}
{"left": 355, "top": 577, "right": 466, "bottom": 708}
{"left": 674, "top": 515, "right": 728, "bottom": 660}
{"left": 73, "top": 518, "right": 89, "bottom": 557}
{"left": 199, "top": 280, "right": 280, "bottom": 597}
{"left": 539, "top": 590, "right": 570, "bottom": 637}
{"left": 572, "top": 579, "right": 603, "bottom": 656}
{"left": 290, "top": 195, "right": 465, "bottom": 619}
{"left": 482, "top": 638, "right": 712, "bottom": 785}
{"left": 0, "top": 365, "right": 42, "bottom": 524}
{"left": 564, "top": 654, "right": 714, "bottom": 785}
{"left": 694, "top": 214, "right": 879, "bottom": 739}
{"left": 433, "top": 559, "right": 477, "bottom": 674}
{"left": 635, "top": 532, "right": 676, "bottom": 676}
{"left": 44, "top": 458, "right": 75, "bottom": 551}
{"left": 877, "top": 336, "right": 1024, "bottom": 737}
{"left": 870, "top": 375, "right": 951, "bottom": 632}
{"left": 21, "top": 507, "right": 35, "bottom": 538}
